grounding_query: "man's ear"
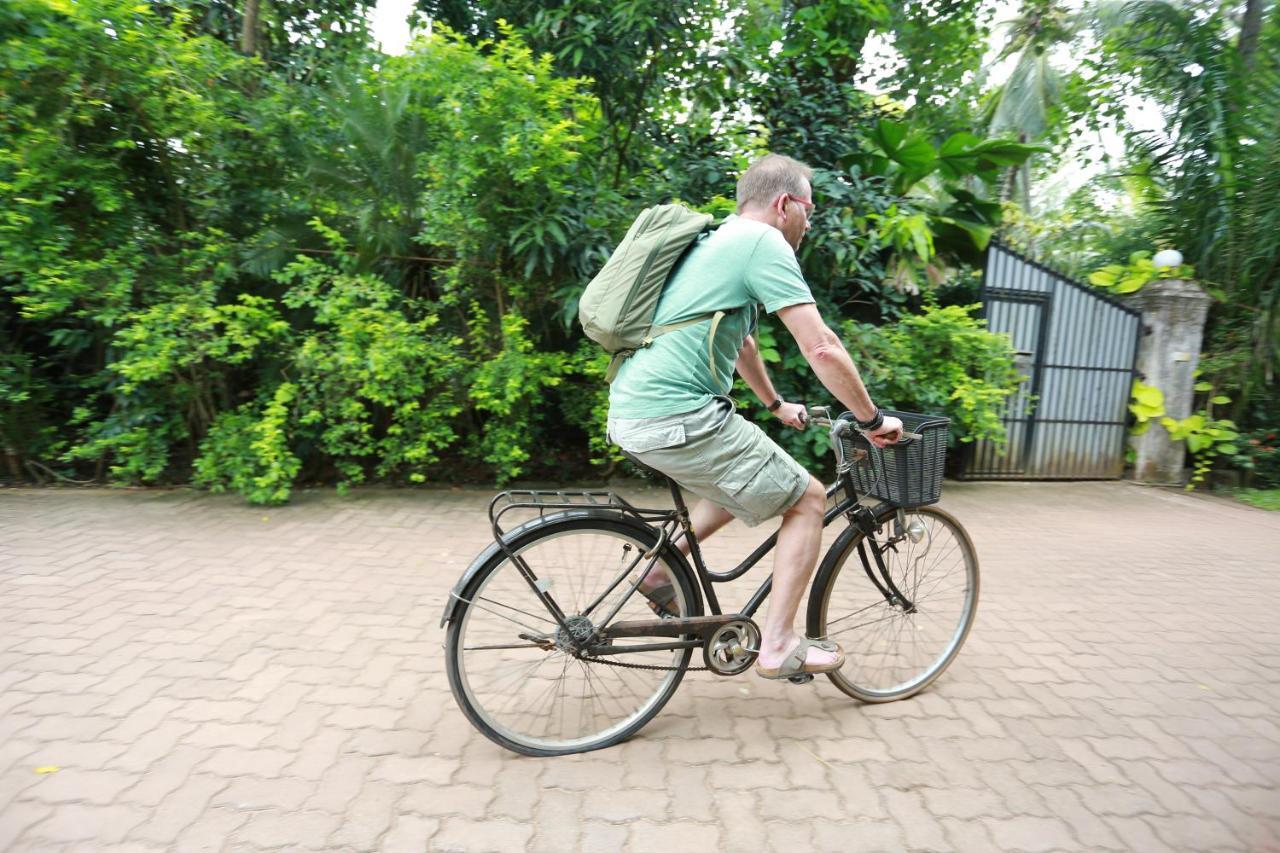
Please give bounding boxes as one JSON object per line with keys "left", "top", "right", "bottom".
{"left": 772, "top": 193, "right": 789, "bottom": 221}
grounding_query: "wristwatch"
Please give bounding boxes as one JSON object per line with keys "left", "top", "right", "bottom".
{"left": 767, "top": 397, "right": 784, "bottom": 412}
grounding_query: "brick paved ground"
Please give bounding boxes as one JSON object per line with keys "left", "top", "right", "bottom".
{"left": 1, "top": 480, "right": 1278, "bottom": 852}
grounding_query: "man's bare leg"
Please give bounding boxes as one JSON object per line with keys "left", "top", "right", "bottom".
{"left": 638, "top": 499, "right": 734, "bottom": 590}
{"left": 755, "top": 476, "right": 837, "bottom": 669}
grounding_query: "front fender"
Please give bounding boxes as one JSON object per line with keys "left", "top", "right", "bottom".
{"left": 439, "top": 508, "right": 699, "bottom": 627}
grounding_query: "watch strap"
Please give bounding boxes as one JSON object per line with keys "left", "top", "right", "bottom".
{"left": 767, "top": 397, "right": 784, "bottom": 412}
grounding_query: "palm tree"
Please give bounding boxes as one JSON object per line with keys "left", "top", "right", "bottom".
{"left": 1103, "top": 0, "right": 1280, "bottom": 418}
{"left": 981, "top": 0, "right": 1081, "bottom": 209}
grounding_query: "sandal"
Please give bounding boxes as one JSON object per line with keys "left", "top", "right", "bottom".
{"left": 637, "top": 583, "right": 680, "bottom": 618}
{"left": 754, "top": 637, "right": 844, "bottom": 680}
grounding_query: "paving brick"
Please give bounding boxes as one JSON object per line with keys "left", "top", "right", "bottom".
{"left": 529, "top": 787, "right": 581, "bottom": 853}
{"left": 402, "top": 783, "right": 493, "bottom": 819}
{"left": 24, "top": 768, "right": 138, "bottom": 805}
{"left": 988, "top": 815, "right": 1079, "bottom": 852}
{"left": 213, "top": 775, "right": 312, "bottom": 812}
{"left": 381, "top": 814, "right": 441, "bottom": 852}
{"left": 327, "top": 779, "right": 400, "bottom": 851}
{"left": 27, "top": 803, "right": 148, "bottom": 844}
{"left": 628, "top": 820, "right": 720, "bottom": 853}
{"left": 812, "top": 819, "right": 908, "bottom": 852}
{"left": 432, "top": 817, "right": 533, "bottom": 852}
{"left": 306, "top": 754, "right": 374, "bottom": 813}
{"left": 919, "top": 785, "right": 1012, "bottom": 820}
{"left": 580, "top": 820, "right": 629, "bottom": 853}
{"left": 231, "top": 810, "right": 342, "bottom": 849}
{"left": 0, "top": 800, "right": 53, "bottom": 851}
{"left": 881, "top": 788, "right": 949, "bottom": 851}
{"left": 128, "top": 774, "right": 228, "bottom": 845}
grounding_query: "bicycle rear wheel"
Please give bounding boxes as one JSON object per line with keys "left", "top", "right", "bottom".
{"left": 811, "top": 505, "right": 978, "bottom": 702}
{"left": 445, "top": 513, "right": 698, "bottom": 756}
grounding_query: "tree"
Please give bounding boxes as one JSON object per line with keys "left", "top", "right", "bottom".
{"left": 1089, "top": 0, "right": 1280, "bottom": 425}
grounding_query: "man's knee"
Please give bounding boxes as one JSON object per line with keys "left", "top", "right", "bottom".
{"left": 784, "top": 476, "right": 825, "bottom": 518}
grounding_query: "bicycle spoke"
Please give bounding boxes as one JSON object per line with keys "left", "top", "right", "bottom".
{"left": 821, "top": 507, "right": 977, "bottom": 701}
{"left": 449, "top": 519, "right": 690, "bottom": 754}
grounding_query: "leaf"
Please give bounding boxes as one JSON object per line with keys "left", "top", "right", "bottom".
{"left": 1132, "top": 383, "right": 1164, "bottom": 408}
{"left": 1114, "top": 273, "right": 1149, "bottom": 294}
{"left": 1211, "top": 395, "right": 1231, "bottom": 404}
{"left": 1089, "top": 265, "right": 1124, "bottom": 287}
{"left": 1194, "top": 381, "right": 1213, "bottom": 391}
{"left": 872, "top": 120, "right": 908, "bottom": 154}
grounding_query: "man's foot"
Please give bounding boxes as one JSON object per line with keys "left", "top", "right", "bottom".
{"left": 638, "top": 583, "right": 679, "bottom": 618}
{"left": 755, "top": 636, "right": 843, "bottom": 678}
{"left": 633, "top": 569, "right": 678, "bottom": 617}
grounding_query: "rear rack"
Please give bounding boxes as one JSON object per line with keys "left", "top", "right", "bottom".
{"left": 488, "top": 489, "right": 676, "bottom": 545}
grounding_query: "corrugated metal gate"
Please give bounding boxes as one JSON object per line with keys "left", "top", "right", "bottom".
{"left": 960, "top": 242, "right": 1142, "bottom": 479}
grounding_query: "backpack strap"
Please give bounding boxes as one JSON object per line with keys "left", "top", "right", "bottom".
{"left": 610, "top": 305, "right": 743, "bottom": 386}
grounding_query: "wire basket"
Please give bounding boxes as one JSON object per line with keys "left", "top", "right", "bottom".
{"left": 840, "top": 411, "right": 950, "bottom": 507}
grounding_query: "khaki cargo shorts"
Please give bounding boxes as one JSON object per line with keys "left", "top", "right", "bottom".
{"left": 608, "top": 396, "right": 812, "bottom": 527}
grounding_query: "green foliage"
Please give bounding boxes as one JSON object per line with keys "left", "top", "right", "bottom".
{"left": 1128, "top": 379, "right": 1166, "bottom": 435}
{"left": 194, "top": 386, "right": 301, "bottom": 506}
{"left": 1088, "top": 251, "right": 1194, "bottom": 294}
{"left": 859, "top": 304, "right": 1026, "bottom": 447}
{"left": 20, "top": 0, "right": 1239, "bottom": 501}
{"left": 1162, "top": 409, "right": 1240, "bottom": 492}
{"left": 277, "top": 245, "right": 466, "bottom": 492}
{"left": 468, "top": 310, "right": 569, "bottom": 483}
{"left": 1231, "top": 428, "right": 1280, "bottom": 490}
{"left": 844, "top": 121, "right": 1043, "bottom": 286}
{"left": 1233, "top": 488, "right": 1280, "bottom": 512}
{"left": 745, "top": 304, "right": 1023, "bottom": 473}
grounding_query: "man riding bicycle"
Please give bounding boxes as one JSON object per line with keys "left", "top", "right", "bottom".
{"left": 607, "top": 153, "right": 903, "bottom": 681}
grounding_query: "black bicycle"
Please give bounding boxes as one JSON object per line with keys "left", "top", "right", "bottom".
{"left": 441, "top": 407, "right": 979, "bottom": 756}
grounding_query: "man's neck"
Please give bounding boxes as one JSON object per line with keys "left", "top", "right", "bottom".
{"left": 739, "top": 209, "right": 780, "bottom": 230}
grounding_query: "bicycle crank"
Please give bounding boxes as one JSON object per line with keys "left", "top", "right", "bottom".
{"left": 702, "top": 619, "right": 761, "bottom": 676}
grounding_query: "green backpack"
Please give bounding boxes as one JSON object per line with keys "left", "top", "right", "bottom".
{"left": 579, "top": 203, "right": 737, "bottom": 383}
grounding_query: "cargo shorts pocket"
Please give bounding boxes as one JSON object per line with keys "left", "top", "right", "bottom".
{"left": 609, "top": 422, "right": 687, "bottom": 454}
{"left": 713, "top": 450, "right": 801, "bottom": 525}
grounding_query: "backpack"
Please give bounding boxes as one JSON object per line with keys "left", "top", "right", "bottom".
{"left": 579, "top": 203, "right": 737, "bottom": 383}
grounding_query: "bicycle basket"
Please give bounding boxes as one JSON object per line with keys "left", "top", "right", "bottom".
{"left": 840, "top": 411, "right": 950, "bottom": 507}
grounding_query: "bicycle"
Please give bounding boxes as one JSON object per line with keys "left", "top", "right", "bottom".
{"left": 440, "top": 408, "right": 980, "bottom": 756}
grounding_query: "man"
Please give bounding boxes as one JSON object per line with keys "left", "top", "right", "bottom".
{"left": 607, "top": 153, "right": 903, "bottom": 680}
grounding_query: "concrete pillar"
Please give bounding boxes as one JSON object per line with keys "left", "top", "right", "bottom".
{"left": 1127, "top": 278, "right": 1212, "bottom": 484}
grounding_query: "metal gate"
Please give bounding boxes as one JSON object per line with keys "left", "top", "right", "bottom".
{"left": 960, "top": 242, "right": 1142, "bottom": 479}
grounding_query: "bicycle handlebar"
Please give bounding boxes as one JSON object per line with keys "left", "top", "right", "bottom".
{"left": 803, "top": 405, "right": 920, "bottom": 444}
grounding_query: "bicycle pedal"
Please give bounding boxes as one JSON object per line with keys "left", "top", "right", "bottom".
{"left": 787, "top": 673, "right": 815, "bottom": 685}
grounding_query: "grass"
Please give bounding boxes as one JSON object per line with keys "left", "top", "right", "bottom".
{"left": 1232, "top": 488, "right": 1280, "bottom": 511}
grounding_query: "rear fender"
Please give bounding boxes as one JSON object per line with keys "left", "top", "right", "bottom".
{"left": 439, "top": 508, "right": 700, "bottom": 627}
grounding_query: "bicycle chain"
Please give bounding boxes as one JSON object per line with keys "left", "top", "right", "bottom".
{"left": 579, "top": 655, "right": 708, "bottom": 672}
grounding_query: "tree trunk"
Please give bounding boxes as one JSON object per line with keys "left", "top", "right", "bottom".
{"left": 240, "top": 0, "right": 260, "bottom": 56}
{"left": 1237, "top": 0, "right": 1264, "bottom": 70}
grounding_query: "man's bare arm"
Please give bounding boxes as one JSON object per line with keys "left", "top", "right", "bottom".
{"left": 735, "top": 336, "right": 806, "bottom": 429}
{"left": 776, "top": 303, "right": 878, "bottom": 421}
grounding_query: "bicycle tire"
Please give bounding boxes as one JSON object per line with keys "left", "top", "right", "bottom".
{"left": 445, "top": 511, "right": 700, "bottom": 756}
{"left": 809, "top": 505, "right": 979, "bottom": 703}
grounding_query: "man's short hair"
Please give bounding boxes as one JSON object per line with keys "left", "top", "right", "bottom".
{"left": 736, "top": 154, "right": 813, "bottom": 212}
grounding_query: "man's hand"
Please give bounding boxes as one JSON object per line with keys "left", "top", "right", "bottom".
{"left": 773, "top": 401, "right": 808, "bottom": 430}
{"left": 865, "top": 415, "right": 904, "bottom": 448}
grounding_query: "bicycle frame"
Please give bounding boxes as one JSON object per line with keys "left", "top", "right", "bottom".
{"left": 443, "top": 413, "right": 919, "bottom": 658}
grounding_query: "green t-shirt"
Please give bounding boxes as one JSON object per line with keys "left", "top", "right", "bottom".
{"left": 608, "top": 215, "right": 815, "bottom": 419}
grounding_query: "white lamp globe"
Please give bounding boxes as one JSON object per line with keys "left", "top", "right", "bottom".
{"left": 1152, "top": 249, "right": 1183, "bottom": 269}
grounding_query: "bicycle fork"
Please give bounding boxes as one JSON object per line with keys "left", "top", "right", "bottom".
{"left": 851, "top": 505, "right": 922, "bottom": 613}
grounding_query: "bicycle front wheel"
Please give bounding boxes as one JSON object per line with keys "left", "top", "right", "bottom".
{"left": 445, "top": 513, "right": 698, "bottom": 756}
{"left": 811, "top": 505, "right": 979, "bottom": 703}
